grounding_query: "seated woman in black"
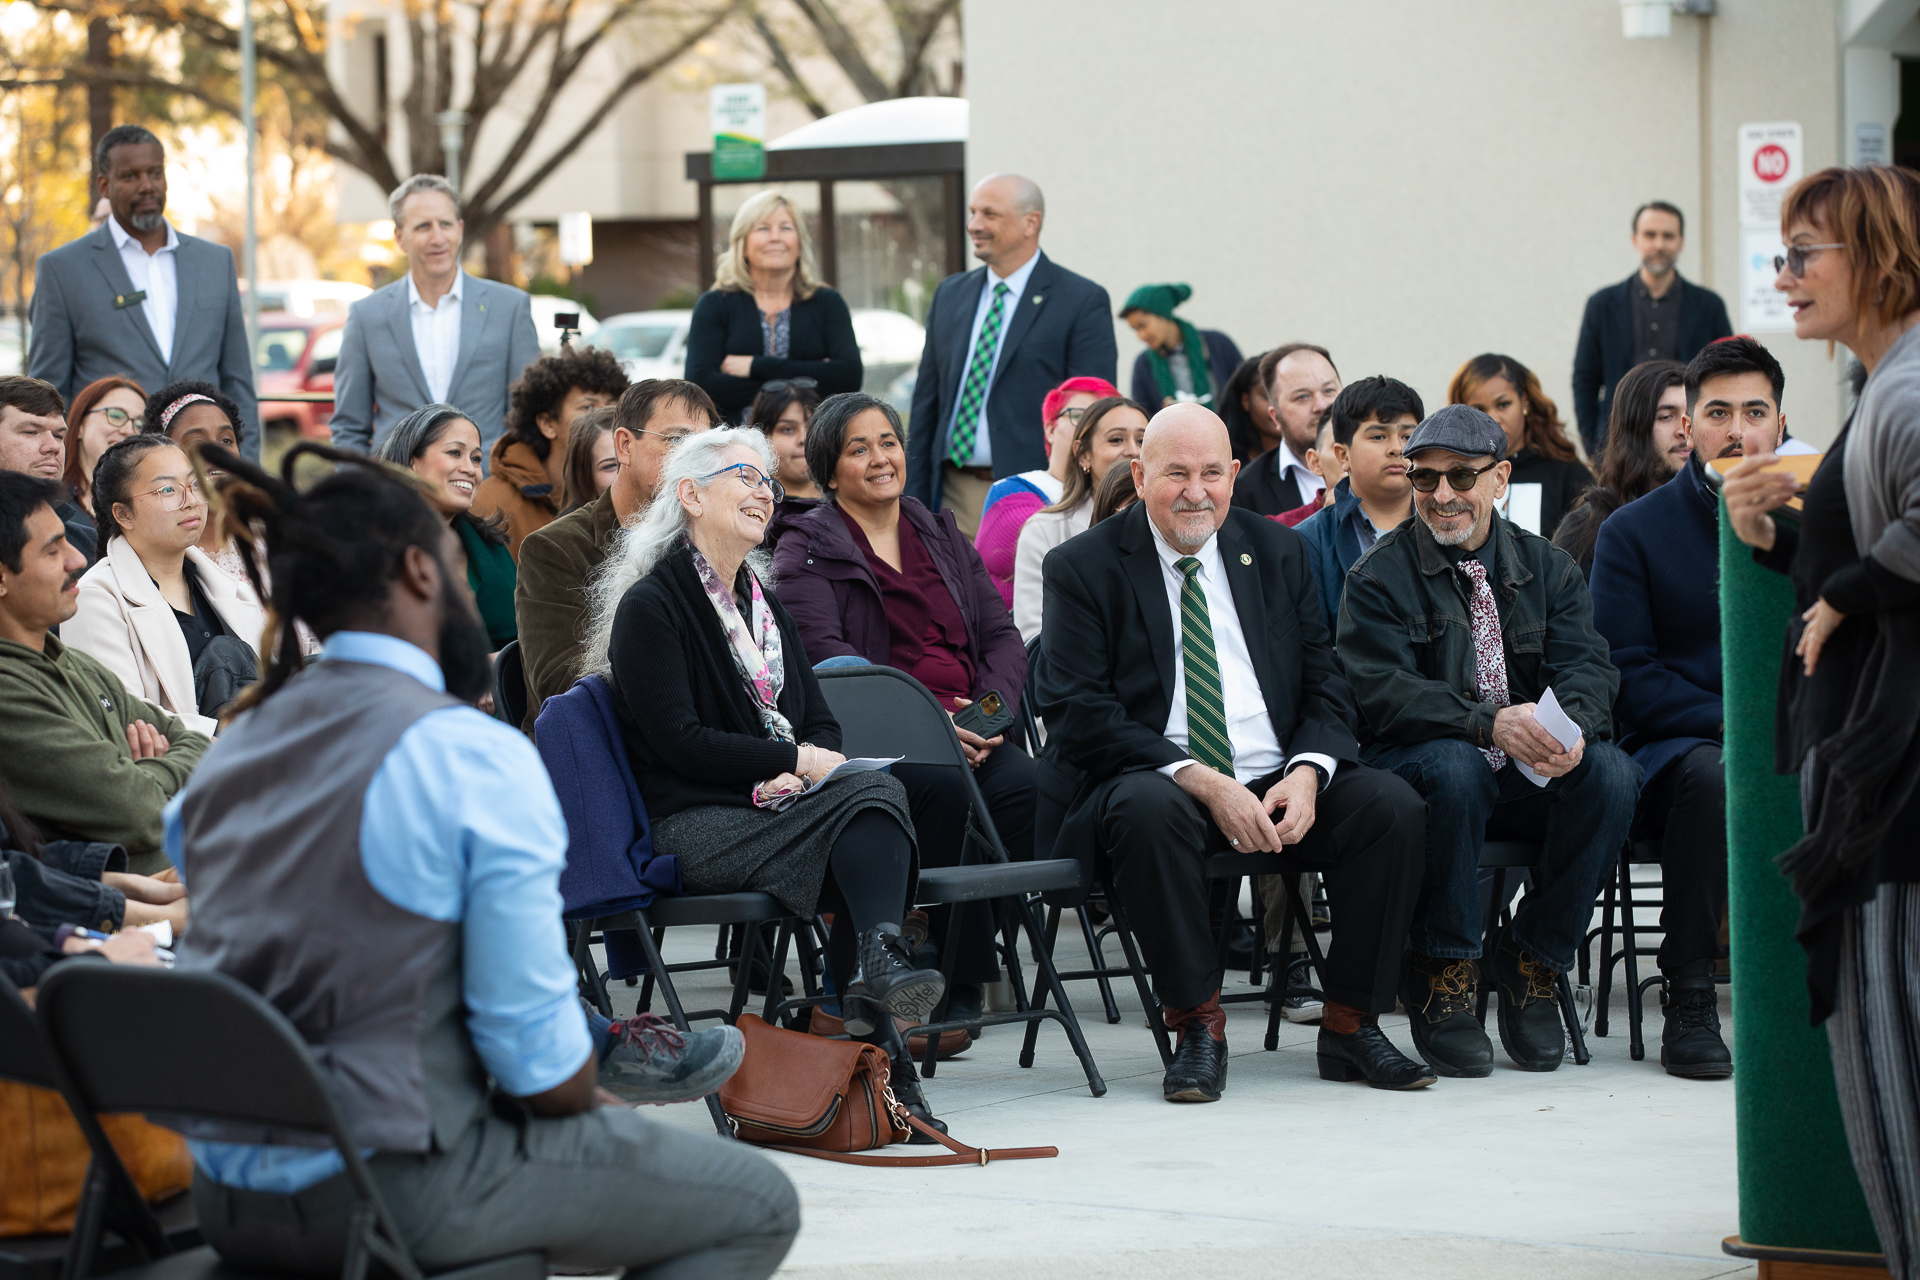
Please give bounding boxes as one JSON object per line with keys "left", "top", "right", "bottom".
{"left": 581, "top": 426, "right": 947, "bottom": 1137}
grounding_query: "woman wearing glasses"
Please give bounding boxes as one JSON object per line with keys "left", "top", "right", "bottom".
{"left": 972, "top": 376, "right": 1120, "bottom": 605}
{"left": 774, "top": 393, "right": 1036, "bottom": 1031}
{"left": 1448, "top": 353, "right": 1593, "bottom": 540}
{"left": 61, "top": 376, "right": 147, "bottom": 536}
{"left": 685, "top": 191, "right": 863, "bottom": 423}
{"left": 1724, "top": 165, "right": 1920, "bottom": 1280}
{"left": 581, "top": 426, "right": 949, "bottom": 1137}
{"left": 63, "top": 434, "right": 264, "bottom": 736}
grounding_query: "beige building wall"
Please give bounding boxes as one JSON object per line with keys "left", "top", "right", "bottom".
{"left": 966, "top": 0, "right": 1848, "bottom": 447}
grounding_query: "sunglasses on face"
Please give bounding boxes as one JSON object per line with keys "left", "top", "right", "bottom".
{"left": 701, "top": 462, "right": 785, "bottom": 503}
{"left": 1774, "top": 243, "right": 1846, "bottom": 278}
{"left": 1407, "top": 461, "right": 1499, "bottom": 493}
{"left": 89, "top": 405, "right": 145, "bottom": 431}
{"left": 761, "top": 378, "right": 817, "bottom": 394}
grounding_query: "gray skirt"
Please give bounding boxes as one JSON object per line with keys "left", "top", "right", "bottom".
{"left": 651, "top": 771, "right": 915, "bottom": 918}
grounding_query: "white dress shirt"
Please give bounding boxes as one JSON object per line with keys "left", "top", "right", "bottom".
{"left": 949, "top": 251, "right": 1042, "bottom": 469}
{"left": 1148, "top": 518, "right": 1339, "bottom": 789}
{"left": 408, "top": 269, "right": 465, "bottom": 403}
{"left": 106, "top": 215, "right": 179, "bottom": 362}
{"left": 1271, "top": 438, "right": 1323, "bottom": 510}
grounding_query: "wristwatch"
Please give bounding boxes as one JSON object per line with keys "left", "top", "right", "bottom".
{"left": 1289, "top": 760, "right": 1331, "bottom": 794}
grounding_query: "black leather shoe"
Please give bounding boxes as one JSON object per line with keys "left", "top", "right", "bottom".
{"left": 1317, "top": 1021, "right": 1437, "bottom": 1089}
{"left": 887, "top": 1050, "right": 948, "bottom": 1144}
{"left": 1401, "top": 951, "right": 1493, "bottom": 1078}
{"left": 1490, "top": 927, "right": 1566, "bottom": 1072}
{"left": 1661, "top": 963, "right": 1733, "bottom": 1079}
{"left": 944, "top": 982, "right": 985, "bottom": 1041}
{"left": 1162, "top": 1023, "right": 1228, "bottom": 1102}
{"left": 843, "top": 926, "right": 946, "bottom": 1036}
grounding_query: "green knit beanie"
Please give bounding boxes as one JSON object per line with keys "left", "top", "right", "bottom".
{"left": 1121, "top": 282, "right": 1192, "bottom": 320}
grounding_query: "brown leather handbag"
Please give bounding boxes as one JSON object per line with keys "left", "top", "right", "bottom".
{"left": 716, "top": 1014, "right": 1057, "bottom": 1168}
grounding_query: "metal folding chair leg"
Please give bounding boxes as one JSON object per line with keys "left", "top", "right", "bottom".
{"left": 1104, "top": 895, "right": 1173, "bottom": 1067}
{"left": 630, "top": 914, "right": 731, "bottom": 1138}
{"left": 1264, "top": 873, "right": 1330, "bottom": 1051}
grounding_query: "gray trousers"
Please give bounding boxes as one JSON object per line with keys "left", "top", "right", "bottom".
{"left": 192, "top": 1101, "right": 799, "bottom": 1280}
{"left": 1828, "top": 880, "right": 1920, "bottom": 1280}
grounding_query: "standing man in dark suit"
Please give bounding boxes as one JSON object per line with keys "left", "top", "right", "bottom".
{"left": 906, "top": 174, "right": 1116, "bottom": 537}
{"left": 1035, "top": 403, "right": 1431, "bottom": 1103}
{"left": 1571, "top": 201, "right": 1732, "bottom": 458}
{"left": 29, "top": 125, "right": 258, "bottom": 458}
{"left": 329, "top": 174, "right": 541, "bottom": 467}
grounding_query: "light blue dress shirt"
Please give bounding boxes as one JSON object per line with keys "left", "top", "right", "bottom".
{"left": 164, "top": 631, "right": 589, "bottom": 1192}
{"left": 949, "top": 251, "right": 1042, "bottom": 469}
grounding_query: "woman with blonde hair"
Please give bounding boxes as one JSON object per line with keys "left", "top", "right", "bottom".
{"left": 685, "top": 190, "right": 862, "bottom": 422}
{"left": 1448, "top": 352, "right": 1594, "bottom": 539}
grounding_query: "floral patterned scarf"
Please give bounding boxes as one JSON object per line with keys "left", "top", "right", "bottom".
{"left": 692, "top": 549, "right": 793, "bottom": 744}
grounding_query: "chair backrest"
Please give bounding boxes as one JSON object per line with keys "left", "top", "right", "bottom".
{"left": 1020, "top": 635, "right": 1043, "bottom": 751}
{"left": 493, "top": 640, "right": 527, "bottom": 729}
{"left": 0, "top": 969, "right": 55, "bottom": 1088}
{"left": 815, "top": 664, "right": 1010, "bottom": 862}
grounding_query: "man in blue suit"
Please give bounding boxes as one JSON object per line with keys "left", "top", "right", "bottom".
{"left": 906, "top": 174, "right": 1116, "bottom": 535}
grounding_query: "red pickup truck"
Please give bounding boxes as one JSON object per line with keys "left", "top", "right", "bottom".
{"left": 254, "top": 312, "right": 346, "bottom": 441}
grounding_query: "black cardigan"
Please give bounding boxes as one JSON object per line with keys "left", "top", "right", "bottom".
{"left": 684, "top": 286, "right": 863, "bottom": 418}
{"left": 609, "top": 542, "right": 840, "bottom": 821}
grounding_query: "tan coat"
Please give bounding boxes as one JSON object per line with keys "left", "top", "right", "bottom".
{"left": 471, "top": 436, "right": 560, "bottom": 560}
{"left": 63, "top": 538, "right": 266, "bottom": 738}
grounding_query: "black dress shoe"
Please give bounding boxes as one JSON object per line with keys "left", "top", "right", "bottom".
{"left": 1163, "top": 1023, "right": 1228, "bottom": 1103}
{"left": 1661, "top": 962, "right": 1733, "bottom": 1079}
{"left": 1401, "top": 951, "right": 1493, "bottom": 1078}
{"left": 1490, "top": 927, "right": 1566, "bottom": 1072}
{"left": 1317, "top": 1022, "right": 1437, "bottom": 1090}
{"left": 843, "top": 926, "right": 946, "bottom": 1036}
{"left": 887, "top": 1051, "right": 948, "bottom": 1144}
{"left": 944, "top": 983, "right": 985, "bottom": 1040}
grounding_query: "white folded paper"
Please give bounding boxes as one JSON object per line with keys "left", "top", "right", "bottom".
{"left": 1513, "top": 687, "right": 1582, "bottom": 788}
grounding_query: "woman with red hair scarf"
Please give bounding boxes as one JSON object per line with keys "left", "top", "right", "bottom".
{"left": 971, "top": 375, "right": 1119, "bottom": 605}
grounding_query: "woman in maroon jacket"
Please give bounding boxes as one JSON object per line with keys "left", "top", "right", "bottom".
{"left": 772, "top": 393, "right": 1035, "bottom": 1031}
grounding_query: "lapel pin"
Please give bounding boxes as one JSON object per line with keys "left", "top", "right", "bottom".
{"left": 479, "top": 303, "right": 487, "bottom": 313}
{"left": 1032, "top": 295, "right": 1043, "bottom": 305}
{"left": 1240, "top": 553, "right": 1252, "bottom": 566}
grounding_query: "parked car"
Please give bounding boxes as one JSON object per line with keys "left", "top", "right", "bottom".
{"left": 254, "top": 312, "right": 346, "bottom": 441}
{"left": 529, "top": 295, "right": 600, "bottom": 355}
{"left": 597, "top": 310, "right": 691, "bottom": 382}
{"left": 244, "top": 279, "right": 371, "bottom": 318}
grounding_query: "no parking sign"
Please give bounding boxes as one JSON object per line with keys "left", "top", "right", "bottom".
{"left": 1737, "top": 122, "right": 1802, "bottom": 332}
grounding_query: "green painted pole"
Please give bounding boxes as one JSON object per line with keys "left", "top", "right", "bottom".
{"left": 1720, "top": 497, "right": 1878, "bottom": 1251}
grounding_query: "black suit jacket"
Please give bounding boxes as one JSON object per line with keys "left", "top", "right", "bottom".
{"left": 1570, "top": 272, "right": 1732, "bottom": 455}
{"left": 1032, "top": 504, "right": 1361, "bottom": 898}
{"left": 905, "top": 252, "right": 1116, "bottom": 508}
{"left": 1231, "top": 447, "right": 1316, "bottom": 516}
{"left": 684, "top": 286, "right": 863, "bottom": 419}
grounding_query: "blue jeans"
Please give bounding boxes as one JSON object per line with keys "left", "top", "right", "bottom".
{"left": 1365, "top": 737, "right": 1640, "bottom": 973}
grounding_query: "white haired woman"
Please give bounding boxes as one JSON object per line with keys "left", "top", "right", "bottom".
{"left": 684, "top": 191, "right": 863, "bottom": 423}
{"left": 580, "top": 426, "right": 947, "bottom": 1137}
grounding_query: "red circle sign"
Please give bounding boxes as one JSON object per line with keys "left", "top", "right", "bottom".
{"left": 1754, "top": 143, "right": 1790, "bottom": 183}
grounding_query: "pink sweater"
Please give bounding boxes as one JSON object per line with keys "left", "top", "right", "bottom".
{"left": 975, "top": 491, "right": 1046, "bottom": 607}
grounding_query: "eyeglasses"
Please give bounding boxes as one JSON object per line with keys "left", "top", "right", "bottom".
{"left": 1407, "top": 461, "right": 1499, "bottom": 493}
{"left": 1774, "top": 243, "right": 1846, "bottom": 278}
{"left": 1055, "top": 406, "right": 1089, "bottom": 425}
{"left": 701, "top": 462, "right": 784, "bottom": 503}
{"left": 87, "top": 406, "right": 145, "bottom": 431}
{"left": 137, "top": 478, "right": 207, "bottom": 509}
{"left": 761, "top": 378, "right": 817, "bottom": 393}
{"left": 634, "top": 426, "right": 707, "bottom": 445}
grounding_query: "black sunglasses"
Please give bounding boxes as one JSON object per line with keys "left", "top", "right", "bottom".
{"left": 761, "top": 378, "right": 818, "bottom": 394}
{"left": 1407, "top": 461, "right": 1499, "bottom": 493}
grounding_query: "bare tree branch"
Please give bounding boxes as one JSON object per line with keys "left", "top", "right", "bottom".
{"left": 787, "top": 0, "right": 888, "bottom": 102}
{"left": 0, "top": 68, "right": 238, "bottom": 115}
{"left": 748, "top": 4, "right": 828, "bottom": 119}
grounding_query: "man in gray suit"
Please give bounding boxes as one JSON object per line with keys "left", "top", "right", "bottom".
{"left": 329, "top": 174, "right": 540, "bottom": 468}
{"left": 29, "top": 125, "right": 258, "bottom": 458}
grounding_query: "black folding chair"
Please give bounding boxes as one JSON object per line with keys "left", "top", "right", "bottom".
{"left": 1474, "top": 840, "right": 1592, "bottom": 1066}
{"left": 1583, "top": 840, "right": 1728, "bottom": 1060}
{"left": 0, "top": 972, "right": 199, "bottom": 1280}
{"left": 491, "top": 640, "right": 527, "bottom": 730}
{"left": 813, "top": 664, "right": 1106, "bottom": 1097}
{"left": 34, "top": 964, "right": 545, "bottom": 1280}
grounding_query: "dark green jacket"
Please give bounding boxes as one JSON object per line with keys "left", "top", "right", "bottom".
{"left": 1336, "top": 513, "right": 1618, "bottom": 751}
{"left": 457, "top": 514, "right": 518, "bottom": 650}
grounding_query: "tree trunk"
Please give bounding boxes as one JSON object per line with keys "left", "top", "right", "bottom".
{"left": 483, "top": 222, "right": 513, "bottom": 282}
{"left": 87, "top": 16, "right": 114, "bottom": 192}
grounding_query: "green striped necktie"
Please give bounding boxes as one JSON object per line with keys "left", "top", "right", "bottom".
{"left": 1176, "top": 556, "right": 1235, "bottom": 778}
{"left": 947, "top": 281, "right": 1009, "bottom": 467}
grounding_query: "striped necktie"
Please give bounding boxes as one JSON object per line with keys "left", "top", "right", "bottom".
{"left": 1176, "top": 556, "right": 1235, "bottom": 778}
{"left": 947, "top": 282, "right": 1009, "bottom": 467}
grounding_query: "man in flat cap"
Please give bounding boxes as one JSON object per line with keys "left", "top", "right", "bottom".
{"left": 1336, "top": 404, "right": 1638, "bottom": 1080}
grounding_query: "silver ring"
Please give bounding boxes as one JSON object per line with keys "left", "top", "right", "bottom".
{"left": 1229, "top": 837, "right": 1240, "bottom": 847}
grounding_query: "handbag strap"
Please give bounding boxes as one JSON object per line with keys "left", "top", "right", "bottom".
{"left": 764, "top": 1114, "right": 1058, "bottom": 1168}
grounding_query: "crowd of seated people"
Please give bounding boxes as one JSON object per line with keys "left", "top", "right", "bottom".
{"left": 471, "top": 344, "right": 629, "bottom": 556}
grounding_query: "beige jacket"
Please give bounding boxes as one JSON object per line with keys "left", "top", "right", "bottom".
{"left": 1012, "top": 498, "right": 1093, "bottom": 643}
{"left": 64, "top": 538, "right": 266, "bottom": 737}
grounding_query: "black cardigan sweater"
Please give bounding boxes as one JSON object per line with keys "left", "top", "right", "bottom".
{"left": 609, "top": 541, "right": 840, "bottom": 821}
{"left": 685, "top": 286, "right": 864, "bottom": 418}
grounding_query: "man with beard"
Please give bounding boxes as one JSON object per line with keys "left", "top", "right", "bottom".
{"left": 1571, "top": 201, "right": 1732, "bottom": 459}
{"left": 0, "top": 469, "right": 208, "bottom": 871}
{"left": 1338, "top": 404, "right": 1638, "bottom": 1079}
{"left": 1231, "top": 343, "right": 1341, "bottom": 517}
{"left": 29, "top": 125, "right": 258, "bottom": 458}
{"left": 1578, "top": 339, "right": 1776, "bottom": 1081}
{"left": 159, "top": 443, "right": 794, "bottom": 1278}
{"left": 1037, "top": 403, "right": 1431, "bottom": 1103}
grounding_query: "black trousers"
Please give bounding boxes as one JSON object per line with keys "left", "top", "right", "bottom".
{"left": 1095, "top": 763, "right": 1425, "bottom": 1013}
{"left": 1632, "top": 743, "right": 1728, "bottom": 973}
{"left": 892, "top": 745, "right": 1037, "bottom": 985}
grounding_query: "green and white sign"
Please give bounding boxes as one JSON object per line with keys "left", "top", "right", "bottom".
{"left": 711, "top": 83, "right": 766, "bottom": 181}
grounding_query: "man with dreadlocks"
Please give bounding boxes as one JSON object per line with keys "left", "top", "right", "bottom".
{"left": 159, "top": 442, "right": 798, "bottom": 1278}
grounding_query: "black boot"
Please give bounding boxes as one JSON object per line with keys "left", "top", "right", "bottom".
{"left": 1661, "top": 961, "right": 1733, "bottom": 1079}
{"left": 1489, "top": 926, "right": 1566, "bottom": 1072}
{"left": 1317, "top": 1019, "right": 1437, "bottom": 1090}
{"left": 886, "top": 1047, "right": 947, "bottom": 1143}
{"left": 1401, "top": 951, "right": 1493, "bottom": 1078}
{"left": 1162, "top": 1003, "right": 1228, "bottom": 1103}
{"left": 842, "top": 925, "right": 946, "bottom": 1036}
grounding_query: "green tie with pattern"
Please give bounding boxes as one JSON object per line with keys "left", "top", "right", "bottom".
{"left": 1176, "top": 556, "right": 1235, "bottom": 777}
{"left": 947, "top": 281, "right": 1010, "bottom": 467}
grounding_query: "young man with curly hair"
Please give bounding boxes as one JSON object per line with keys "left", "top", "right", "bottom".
{"left": 472, "top": 345, "right": 628, "bottom": 556}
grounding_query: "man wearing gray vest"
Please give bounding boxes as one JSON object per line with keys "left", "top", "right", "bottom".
{"left": 162, "top": 445, "right": 797, "bottom": 1278}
